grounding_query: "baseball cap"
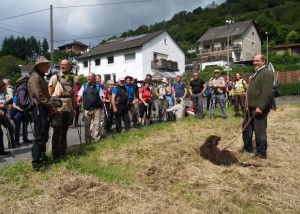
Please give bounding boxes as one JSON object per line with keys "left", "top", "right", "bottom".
{"left": 118, "top": 76, "right": 125, "bottom": 81}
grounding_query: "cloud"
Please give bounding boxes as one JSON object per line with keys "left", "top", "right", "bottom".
{"left": 0, "top": 0, "right": 225, "bottom": 48}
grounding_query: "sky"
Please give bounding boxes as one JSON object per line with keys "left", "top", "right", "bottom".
{"left": 0, "top": 0, "right": 225, "bottom": 49}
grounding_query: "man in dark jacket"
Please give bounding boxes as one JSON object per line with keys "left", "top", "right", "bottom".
{"left": 28, "top": 56, "right": 62, "bottom": 171}
{"left": 77, "top": 72, "right": 104, "bottom": 143}
{"left": 241, "top": 54, "right": 274, "bottom": 159}
{"left": 111, "top": 77, "right": 130, "bottom": 133}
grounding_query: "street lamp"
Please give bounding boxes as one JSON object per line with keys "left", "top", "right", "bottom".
{"left": 265, "top": 32, "right": 269, "bottom": 65}
{"left": 225, "top": 20, "right": 232, "bottom": 77}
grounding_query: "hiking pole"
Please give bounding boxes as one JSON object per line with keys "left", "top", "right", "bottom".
{"left": 76, "top": 113, "right": 82, "bottom": 145}
{"left": 221, "top": 113, "right": 255, "bottom": 150}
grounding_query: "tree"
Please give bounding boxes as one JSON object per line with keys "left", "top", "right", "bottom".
{"left": 0, "top": 55, "right": 24, "bottom": 84}
{"left": 286, "top": 31, "right": 300, "bottom": 44}
{"left": 42, "top": 38, "right": 49, "bottom": 53}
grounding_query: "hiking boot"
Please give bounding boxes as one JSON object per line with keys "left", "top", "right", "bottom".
{"left": 12, "top": 143, "right": 21, "bottom": 149}
{"left": 252, "top": 153, "right": 267, "bottom": 159}
{"left": 24, "top": 139, "right": 33, "bottom": 144}
{"left": 0, "top": 151, "right": 11, "bottom": 156}
{"left": 238, "top": 148, "right": 254, "bottom": 153}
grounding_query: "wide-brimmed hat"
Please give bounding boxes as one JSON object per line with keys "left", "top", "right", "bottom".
{"left": 162, "top": 77, "right": 168, "bottom": 84}
{"left": 34, "top": 56, "right": 51, "bottom": 69}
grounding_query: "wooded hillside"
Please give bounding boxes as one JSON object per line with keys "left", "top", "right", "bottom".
{"left": 117, "top": 0, "right": 300, "bottom": 59}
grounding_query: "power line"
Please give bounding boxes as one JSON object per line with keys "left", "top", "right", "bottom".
{"left": 54, "top": 0, "right": 161, "bottom": 9}
{"left": 0, "top": 8, "right": 49, "bottom": 22}
{"left": 56, "top": 32, "right": 123, "bottom": 42}
{"left": 0, "top": 26, "right": 67, "bottom": 45}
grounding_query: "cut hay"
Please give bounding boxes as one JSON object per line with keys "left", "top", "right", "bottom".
{"left": 0, "top": 104, "right": 300, "bottom": 213}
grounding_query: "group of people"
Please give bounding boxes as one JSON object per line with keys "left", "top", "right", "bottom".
{"left": 0, "top": 53, "right": 274, "bottom": 171}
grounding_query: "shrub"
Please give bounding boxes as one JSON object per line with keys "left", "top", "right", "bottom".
{"left": 278, "top": 82, "right": 300, "bottom": 96}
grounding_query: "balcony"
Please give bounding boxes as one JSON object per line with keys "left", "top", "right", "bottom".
{"left": 201, "top": 44, "right": 242, "bottom": 54}
{"left": 151, "top": 58, "right": 179, "bottom": 71}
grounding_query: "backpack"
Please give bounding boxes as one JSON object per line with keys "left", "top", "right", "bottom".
{"left": 167, "top": 111, "right": 176, "bottom": 122}
{"left": 82, "top": 83, "right": 104, "bottom": 110}
{"left": 5, "top": 85, "right": 15, "bottom": 105}
{"left": 14, "top": 76, "right": 34, "bottom": 110}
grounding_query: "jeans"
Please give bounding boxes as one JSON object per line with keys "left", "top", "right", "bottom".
{"left": 115, "top": 106, "right": 130, "bottom": 133}
{"left": 13, "top": 111, "right": 29, "bottom": 143}
{"left": 211, "top": 94, "right": 227, "bottom": 118}
{"left": 192, "top": 93, "right": 204, "bottom": 118}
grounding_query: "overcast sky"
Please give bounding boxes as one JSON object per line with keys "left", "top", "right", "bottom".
{"left": 0, "top": 0, "right": 225, "bottom": 49}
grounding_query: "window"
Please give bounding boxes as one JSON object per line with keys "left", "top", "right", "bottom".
{"left": 252, "top": 42, "right": 254, "bottom": 49}
{"left": 164, "top": 38, "right": 167, "bottom": 45}
{"left": 95, "top": 58, "right": 100, "bottom": 66}
{"left": 153, "top": 52, "right": 168, "bottom": 60}
{"left": 107, "top": 56, "right": 114, "bottom": 64}
{"left": 125, "top": 53, "right": 136, "bottom": 62}
{"left": 104, "top": 74, "right": 111, "bottom": 82}
{"left": 83, "top": 61, "right": 88, "bottom": 68}
{"left": 112, "top": 73, "right": 116, "bottom": 82}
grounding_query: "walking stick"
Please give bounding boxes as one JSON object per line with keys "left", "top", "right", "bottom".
{"left": 221, "top": 114, "right": 255, "bottom": 150}
{"left": 76, "top": 117, "right": 82, "bottom": 145}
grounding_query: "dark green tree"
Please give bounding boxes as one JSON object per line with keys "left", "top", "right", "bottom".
{"left": 0, "top": 55, "right": 24, "bottom": 84}
{"left": 42, "top": 38, "right": 49, "bottom": 53}
{"left": 286, "top": 31, "right": 300, "bottom": 44}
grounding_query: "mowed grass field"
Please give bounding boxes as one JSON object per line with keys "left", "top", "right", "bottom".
{"left": 0, "top": 104, "right": 299, "bottom": 214}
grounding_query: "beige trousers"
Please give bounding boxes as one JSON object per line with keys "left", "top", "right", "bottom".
{"left": 83, "top": 108, "right": 102, "bottom": 143}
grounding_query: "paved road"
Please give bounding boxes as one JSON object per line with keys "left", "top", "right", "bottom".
{"left": 0, "top": 120, "right": 85, "bottom": 168}
{"left": 1, "top": 96, "right": 299, "bottom": 168}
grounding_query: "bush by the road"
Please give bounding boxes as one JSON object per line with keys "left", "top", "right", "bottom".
{"left": 278, "top": 82, "right": 300, "bottom": 96}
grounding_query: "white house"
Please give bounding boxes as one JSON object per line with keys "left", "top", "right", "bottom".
{"left": 196, "top": 20, "right": 261, "bottom": 70}
{"left": 76, "top": 30, "right": 185, "bottom": 82}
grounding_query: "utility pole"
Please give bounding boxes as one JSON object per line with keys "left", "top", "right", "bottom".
{"left": 50, "top": 5, "right": 54, "bottom": 69}
{"left": 88, "top": 42, "right": 91, "bottom": 73}
{"left": 265, "top": 32, "right": 269, "bottom": 65}
{"left": 225, "top": 20, "right": 232, "bottom": 78}
{"left": 200, "top": 41, "right": 202, "bottom": 72}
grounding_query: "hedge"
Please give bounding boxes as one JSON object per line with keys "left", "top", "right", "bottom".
{"left": 278, "top": 82, "right": 300, "bottom": 96}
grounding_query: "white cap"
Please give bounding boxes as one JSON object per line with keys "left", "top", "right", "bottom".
{"left": 118, "top": 76, "right": 125, "bottom": 81}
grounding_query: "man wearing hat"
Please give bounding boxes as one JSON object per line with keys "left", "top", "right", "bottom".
{"left": 209, "top": 69, "right": 227, "bottom": 119}
{"left": 155, "top": 77, "right": 171, "bottom": 122}
{"left": 111, "top": 77, "right": 130, "bottom": 133}
{"left": 125, "top": 75, "right": 138, "bottom": 127}
{"left": 48, "top": 59, "right": 76, "bottom": 161}
{"left": 28, "top": 56, "right": 62, "bottom": 170}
